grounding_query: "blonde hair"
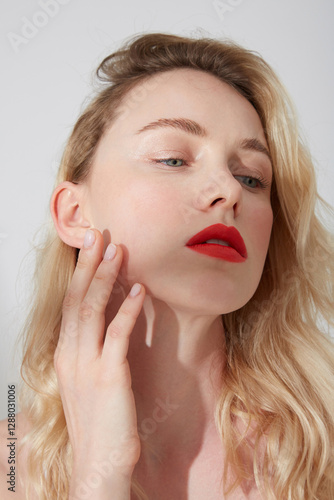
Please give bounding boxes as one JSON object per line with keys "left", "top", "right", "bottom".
{"left": 17, "top": 32, "right": 334, "bottom": 499}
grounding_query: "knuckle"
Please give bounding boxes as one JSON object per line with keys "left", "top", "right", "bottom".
{"left": 55, "top": 321, "right": 78, "bottom": 353}
{"left": 118, "top": 307, "right": 134, "bottom": 322}
{"left": 78, "top": 300, "right": 95, "bottom": 323}
{"left": 93, "top": 269, "right": 105, "bottom": 282}
{"left": 75, "top": 255, "right": 89, "bottom": 271}
{"left": 93, "top": 288, "right": 111, "bottom": 309}
{"left": 106, "top": 307, "right": 135, "bottom": 338}
{"left": 62, "top": 290, "right": 78, "bottom": 311}
{"left": 64, "top": 320, "right": 78, "bottom": 339}
{"left": 107, "top": 321, "right": 123, "bottom": 338}
{"left": 93, "top": 262, "right": 121, "bottom": 289}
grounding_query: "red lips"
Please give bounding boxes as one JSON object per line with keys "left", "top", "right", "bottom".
{"left": 186, "top": 223, "right": 247, "bottom": 263}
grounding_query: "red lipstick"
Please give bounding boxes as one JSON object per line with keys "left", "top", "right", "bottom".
{"left": 186, "top": 223, "right": 247, "bottom": 263}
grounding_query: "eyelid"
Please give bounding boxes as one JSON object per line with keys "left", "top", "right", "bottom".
{"left": 229, "top": 158, "right": 272, "bottom": 184}
{"left": 234, "top": 174, "right": 271, "bottom": 190}
{"left": 152, "top": 157, "right": 188, "bottom": 168}
{"left": 149, "top": 154, "right": 272, "bottom": 187}
{"left": 150, "top": 149, "right": 189, "bottom": 157}
{"left": 240, "top": 155, "right": 272, "bottom": 174}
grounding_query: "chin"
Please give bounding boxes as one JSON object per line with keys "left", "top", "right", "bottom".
{"left": 139, "top": 270, "right": 260, "bottom": 316}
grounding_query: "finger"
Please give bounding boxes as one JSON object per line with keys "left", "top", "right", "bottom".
{"left": 76, "top": 243, "right": 124, "bottom": 360}
{"left": 57, "top": 229, "right": 104, "bottom": 353}
{"left": 101, "top": 283, "right": 145, "bottom": 368}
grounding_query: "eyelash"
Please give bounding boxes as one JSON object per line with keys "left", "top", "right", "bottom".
{"left": 234, "top": 175, "right": 270, "bottom": 190}
{"left": 154, "top": 158, "right": 270, "bottom": 190}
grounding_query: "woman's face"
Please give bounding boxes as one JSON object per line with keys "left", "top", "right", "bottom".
{"left": 82, "top": 68, "right": 273, "bottom": 315}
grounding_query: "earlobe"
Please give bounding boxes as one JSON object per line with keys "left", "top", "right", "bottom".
{"left": 50, "top": 181, "right": 92, "bottom": 249}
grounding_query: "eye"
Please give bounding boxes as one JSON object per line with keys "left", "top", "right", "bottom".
{"left": 234, "top": 175, "right": 270, "bottom": 190}
{"left": 156, "top": 158, "right": 185, "bottom": 167}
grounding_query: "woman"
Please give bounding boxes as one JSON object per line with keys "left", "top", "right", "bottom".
{"left": 0, "top": 32, "right": 333, "bottom": 499}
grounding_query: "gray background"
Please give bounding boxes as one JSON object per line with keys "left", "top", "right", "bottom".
{"left": 1, "top": 0, "right": 333, "bottom": 419}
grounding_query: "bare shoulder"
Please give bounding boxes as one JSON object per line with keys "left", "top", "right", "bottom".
{"left": 0, "top": 412, "right": 32, "bottom": 500}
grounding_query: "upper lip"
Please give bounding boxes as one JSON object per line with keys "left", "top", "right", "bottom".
{"left": 186, "top": 223, "right": 247, "bottom": 258}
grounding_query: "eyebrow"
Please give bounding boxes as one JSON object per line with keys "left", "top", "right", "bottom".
{"left": 238, "top": 137, "right": 272, "bottom": 162}
{"left": 135, "top": 117, "right": 272, "bottom": 162}
{"left": 136, "top": 117, "right": 206, "bottom": 137}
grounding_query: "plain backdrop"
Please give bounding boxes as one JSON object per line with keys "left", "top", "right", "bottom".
{"left": 1, "top": 0, "right": 333, "bottom": 420}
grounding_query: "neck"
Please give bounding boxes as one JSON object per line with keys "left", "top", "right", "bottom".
{"left": 105, "top": 291, "right": 226, "bottom": 464}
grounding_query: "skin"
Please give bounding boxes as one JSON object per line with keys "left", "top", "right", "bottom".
{"left": 50, "top": 68, "right": 273, "bottom": 495}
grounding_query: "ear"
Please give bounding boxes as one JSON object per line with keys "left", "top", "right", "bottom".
{"left": 50, "top": 181, "right": 92, "bottom": 249}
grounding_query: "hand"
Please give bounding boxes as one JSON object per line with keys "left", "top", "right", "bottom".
{"left": 54, "top": 229, "right": 145, "bottom": 482}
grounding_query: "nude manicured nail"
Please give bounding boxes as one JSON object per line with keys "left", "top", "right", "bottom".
{"left": 103, "top": 243, "right": 117, "bottom": 261}
{"left": 130, "top": 283, "right": 141, "bottom": 297}
{"left": 83, "top": 229, "right": 95, "bottom": 248}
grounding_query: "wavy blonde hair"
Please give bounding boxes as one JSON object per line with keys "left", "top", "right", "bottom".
{"left": 17, "top": 32, "right": 334, "bottom": 499}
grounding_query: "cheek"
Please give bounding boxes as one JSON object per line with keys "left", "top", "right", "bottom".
{"left": 128, "top": 184, "right": 174, "bottom": 228}
{"left": 104, "top": 179, "right": 182, "bottom": 244}
{"left": 248, "top": 203, "right": 273, "bottom": 257}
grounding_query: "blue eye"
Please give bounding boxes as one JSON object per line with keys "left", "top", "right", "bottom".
{"left": 234, "top": 175, "right": 269, "bottom": 189}
{"left": 157, "top": 158, "right": 185, "bottom": 167}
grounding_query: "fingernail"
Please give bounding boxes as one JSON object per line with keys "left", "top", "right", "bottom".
{"left": 130, "top": 283, "right": 141, "bottom": 297}
{"left": 83, "top": 229, "right": 95, "bottom": 248}
{"left": 103, "top": 243, "right": 117, "bottom": 261}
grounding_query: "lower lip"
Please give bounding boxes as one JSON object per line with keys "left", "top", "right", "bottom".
{"left": 186, "top": 243, "right": 246, "bottom": 263}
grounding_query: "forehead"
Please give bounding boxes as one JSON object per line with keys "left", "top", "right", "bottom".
{"left": 112, "top": 68, "right": 266, "bottom": 142}
{"left": 126, "top": 67, "right": 230, "bottom": 98}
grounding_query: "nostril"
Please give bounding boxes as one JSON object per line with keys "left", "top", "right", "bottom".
{"left": 211, "top": 197, "right": 225, "bottom": 206}
{"left": 233, "top": 201, "right": 241, "bottom": 217}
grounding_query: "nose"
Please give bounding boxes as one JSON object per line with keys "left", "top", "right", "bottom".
{"left": 194, "top": 169, "right": 242, "bottom": 218}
